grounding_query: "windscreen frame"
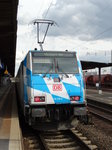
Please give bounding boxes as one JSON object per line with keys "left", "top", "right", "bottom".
{"left": 32, "top": 52, "right": 79, "bottom": 74}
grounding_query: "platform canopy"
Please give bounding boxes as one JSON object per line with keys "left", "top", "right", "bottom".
{"left": 81, "top": 61, "right": 112, "bottom": 70}
{"left": 0, "top": 0, "right": 18, "bottom": 76}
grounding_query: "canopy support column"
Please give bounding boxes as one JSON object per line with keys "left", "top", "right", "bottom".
{"left": 98, "top": 67, "right": 102, "bottom": 94}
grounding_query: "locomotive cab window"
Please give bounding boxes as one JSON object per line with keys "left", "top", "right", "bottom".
{"left": 32, "top": 52, "right": 79, "bottom": 74}
{"left": 32, "top": 57, "right": 55, "bottom": 74}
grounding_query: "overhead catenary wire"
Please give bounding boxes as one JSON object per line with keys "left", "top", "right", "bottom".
{"left": 39, "top": 0, "right": 55, "bottom": 32}
{"left": 36, "top": 0, "right": 46, "bottom": 18}
{"left": 93, "top": 26, "right": 112, "bottom": 40}
{"left": 43, "top": 0, "right": 54, "bottom": 19}
{"left": 72, "top": 26, "right": 112, "bottom": 51}
{"left": 70, "top": 2, "right": 112, "bottom": 50}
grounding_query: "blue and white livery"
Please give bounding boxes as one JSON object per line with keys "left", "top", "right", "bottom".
{"left": 16, "top": 50, "right": 87, "bottom": 129}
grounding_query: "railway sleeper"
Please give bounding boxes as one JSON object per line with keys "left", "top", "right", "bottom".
{"left": 28, "top": 139, "right": 39, "bottom": 144}
{"left": 45, "top": 138, "right": 74, "bottom": 143}
{"left": 47, "top": 142, "right": 79, "bottom": 149}
{"left": 71, "top": 129, "right": 98, "bottom": 150}
{"left": 28, "top": 143, "right": 40, "bottom": 149}
{"left": 43, "top": 134, "right": 69, "bottom": 139}
{"left": 42, "top": 131, "right": 62, "bottom": 135}
{"left": 50, "top": 147, "right": 81, "bottom": 150}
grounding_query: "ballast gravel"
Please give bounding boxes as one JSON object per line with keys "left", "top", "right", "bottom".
{"left": 76, "top": 119, "right": 112, "bottom": 150}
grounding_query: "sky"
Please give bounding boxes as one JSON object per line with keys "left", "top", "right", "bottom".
{"left": 16, "top": 0, "right": 112, "bottom": 74}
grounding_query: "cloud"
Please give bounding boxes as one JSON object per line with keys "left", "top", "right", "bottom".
{"left": 18, "top": 13, "right": 33, "bottom": 25}
{"left": 43, "top": 0, "right": 112, "bottom": 41}
{"left": 17, "top": 0, "right": 112, "bottom": 41}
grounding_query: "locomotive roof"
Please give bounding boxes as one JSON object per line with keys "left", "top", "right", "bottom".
{"left": 27, "top": 50, "right": 77, "bottom": 57}
{"left": 29, "top": 50, "right": 76, "bottom": 54}
{"left": 21, "top": 50, "right": 77, "bottom": 64}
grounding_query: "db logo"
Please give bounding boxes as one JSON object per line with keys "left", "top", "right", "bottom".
{"left": 53, "top": 84, "right": 62, "bottom": 91}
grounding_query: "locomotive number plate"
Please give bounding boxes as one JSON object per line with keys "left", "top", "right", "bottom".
{"left": 53, "top": 84, "right": 62, "bottom": 91}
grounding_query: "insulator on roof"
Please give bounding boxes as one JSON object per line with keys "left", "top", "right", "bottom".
{"left": 34, "top": 48, "right": 37, "bottom": 51}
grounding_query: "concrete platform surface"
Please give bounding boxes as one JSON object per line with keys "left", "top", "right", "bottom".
{"left": 0, "top": 84, "right": 22, "bottom": 150}
{"left": 86, "top": 89, "right": 112, "bottom": 105}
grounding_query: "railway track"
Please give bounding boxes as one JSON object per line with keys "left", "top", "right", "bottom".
{"left": 87, "top": 99, "right": 112, "bottom": 124}
{"left": 22, "top": 127, "right": 98, "bottom": 150}
{"left": 22, "top": 98, "right": 111, "bottom": 150}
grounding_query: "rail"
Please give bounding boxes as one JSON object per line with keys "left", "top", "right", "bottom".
{"left": 22, "top": 127, "right": 98, "bottom": 150}
{"left": 87, "top": 98, "right": 112, "bottom": 124}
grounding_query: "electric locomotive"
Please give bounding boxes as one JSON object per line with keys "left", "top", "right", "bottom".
{"left": 16, "top": 50, "right": 87, "bottom": 130}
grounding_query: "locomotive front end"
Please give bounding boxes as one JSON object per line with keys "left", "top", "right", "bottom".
{"left": 23, "top": 51, "right": 87, "bottom": 129}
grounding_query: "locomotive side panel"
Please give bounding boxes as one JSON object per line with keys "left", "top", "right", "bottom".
{"left": 16, "top": 62, "right": 24, "bottom": 112}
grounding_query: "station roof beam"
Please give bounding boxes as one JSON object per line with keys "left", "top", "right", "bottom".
{"left": 0, "top": 0, "right": 18, "bottom": 76}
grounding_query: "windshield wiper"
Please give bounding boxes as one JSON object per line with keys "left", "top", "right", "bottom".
{"left": 43, "top": 63, "right": 53, "bottom": 78}
{"left": 57, "top": 62, "right": 69, "bottom": 78}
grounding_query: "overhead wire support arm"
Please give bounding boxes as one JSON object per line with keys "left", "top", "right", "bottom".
{"left": 33, "top": 19, "right": 57, "bottom": 51}
{"left": 37, "top": 22, "right": 40, "bottom": 44}
{"left": 42, "top": 23, "right": 50, "bottom": 44}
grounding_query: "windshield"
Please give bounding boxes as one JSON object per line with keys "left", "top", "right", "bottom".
{"left": 32, "top": 53, "right": 79, "bottom": 74}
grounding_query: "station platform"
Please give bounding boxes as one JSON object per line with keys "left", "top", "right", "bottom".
{"left": 0, "top": 84, "right": 22, "bottom": 150}
{"left": 86, "top": 89, "right": 112, "bottom": 105}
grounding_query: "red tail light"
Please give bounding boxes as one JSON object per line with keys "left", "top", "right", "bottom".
{"left": 70, "top": 96, "right": 80, "bottom": 101}
{"left": 34, "top": 96, "right": 45, "bottom": 102}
